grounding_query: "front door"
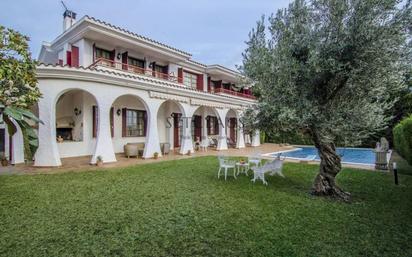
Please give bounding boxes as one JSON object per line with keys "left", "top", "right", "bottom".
{"left": 173, "top": 113, "right": 182, "bottom": 148}
{"left": 193, "top": 115, "right": 202, "bottom": 141}
{"left": 229, "top": 118, "right": 237, "bottom": 144}
{"left": 0, "top": 129, "right": 5, "bottom": 155}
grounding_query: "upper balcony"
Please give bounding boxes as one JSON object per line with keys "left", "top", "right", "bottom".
{"left": 90, "top": 57, "right": 256, "bottom": 100}
{"left": 90, "top": 58, "right": 180, "bottom": 83}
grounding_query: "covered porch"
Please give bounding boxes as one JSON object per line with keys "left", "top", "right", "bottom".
{"left": 2, "top": 144, "right": 290, "bottom": 174}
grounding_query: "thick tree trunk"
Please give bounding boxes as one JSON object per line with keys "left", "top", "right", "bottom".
{"left": 311, "top": 131, "right": 351, "bottom": 202}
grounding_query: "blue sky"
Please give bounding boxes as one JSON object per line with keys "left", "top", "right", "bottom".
{"left": 0, "top": 0, "right": 291, "bottom": 69}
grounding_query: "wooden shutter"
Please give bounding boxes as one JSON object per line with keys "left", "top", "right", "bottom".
{"left": 143, "top": 111, "right": 147, "bottom": 136}
{"left": 207, "top": 77, "right": 211, "bottom": 92}
{"left": 216, "top": 80, "right": 222, "bottom": 89}
{"left": 71, "top": 46, "right": 79, "bottom": 67}
{"left": 214, "top": 117, "right": 219, "bottom": 135}
{"left": 178, "top": 68, "right": 183, "bottom": 83}
{"left": 110, "top": 107, "right": 114, "bottom": 137}
{"left": 122, "top": 108, "right": 127, "bottom": 137}
{"left": 207, "top": 116, "right": 211, "bottom": 135}
{"left": 194, "top": 115, "right": 202, "bottom": 141}
{"left": 92, "top": 43, "right": 96, "bottom": 62}
{"left": 121, "top": 52, "right": 128, "bottom": 70}
{"left": 66, "top": 51, "right": 72, "bottom": 66}
{"left": 92, "top": 106, "right": 97, "bottom": 138}
{"left": 196, "top": 74, "right": 204, "bottom": 91}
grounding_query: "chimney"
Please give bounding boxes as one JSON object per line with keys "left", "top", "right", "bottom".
{"left": 63, "top": 10, "right": 77, "bottom": 32}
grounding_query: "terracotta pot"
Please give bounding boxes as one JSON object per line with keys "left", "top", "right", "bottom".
{"left": 1, "top": 159, "right": 9, "bottom": 167}
{"left": 96, "top": 161, "right": 103, "bottom": 167}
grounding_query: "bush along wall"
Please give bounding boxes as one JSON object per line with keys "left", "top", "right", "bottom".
{"left": 393, "top": 114, "right": 412, "bottom": 165}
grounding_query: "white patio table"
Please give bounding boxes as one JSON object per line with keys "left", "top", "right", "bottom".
{"left": 236, "top": 162, "right": 250, "bottom": 176}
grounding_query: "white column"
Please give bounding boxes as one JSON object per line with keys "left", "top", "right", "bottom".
{"left": 34, "top": 94, "right": 61, "bottom": 166}
{"left": 216, "top": 108, "right": 228, "bottom": 151}
{"left": 236, "top": 118, "right": 246, "bottom": 149}
{"left": 179, "top": 115, "right": 194, "bottom": 154}
{"left": 91, "top": 102, "right": 116, "bottom": 164}
{"left": 251, "top": 130, "right": 261, "bottom": 147}
{"left": 143, "top": 101, "right": 162, "bottom": 159}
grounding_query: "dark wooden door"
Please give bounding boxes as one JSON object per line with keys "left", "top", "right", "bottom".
{"left": 0, "top": 129, "right": 5, "bottom": 154}
{"left": 173, "top": 113, "right": 182, "bottom": 148}
{"left": 193, "top": 115, "right": 202, "bottom": 141}
{"left": 230, "top": 118, "right": 237, "bottom": 143}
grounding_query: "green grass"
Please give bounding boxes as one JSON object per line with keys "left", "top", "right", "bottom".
{"left": 1, "top": 157, "right": 411, "bottom": 257}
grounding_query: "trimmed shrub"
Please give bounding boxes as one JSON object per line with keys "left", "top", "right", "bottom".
{"left": 393, "top": 115, "right": 412, "bottom": 165}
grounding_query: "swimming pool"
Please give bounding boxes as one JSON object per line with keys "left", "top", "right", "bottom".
{"left": 266, "top": 146, "right": 376, "bottom": 166}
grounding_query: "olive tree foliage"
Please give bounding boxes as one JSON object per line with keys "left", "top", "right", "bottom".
{"left": 0, "top": 25, "right": 42, "bottom": 160}
{"left": 240, "top": 0, "right": 411, "bottom": 201}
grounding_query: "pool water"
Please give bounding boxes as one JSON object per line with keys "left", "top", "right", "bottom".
{"left": 270, "top": 146, "right": 375, "bottom": 165}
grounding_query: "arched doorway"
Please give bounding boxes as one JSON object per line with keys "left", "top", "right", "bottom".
{"left": 157, "top": 100, "right": 186, "bottom": 153}
{"left": 110, "top": 94, "right": 149, "bottom": 157}
{"left": 192, "top": 106, "right": 221, "bottom": 149}
{"left": 55, "top": 89, "right": 97, "bottom": 160}
{"left": 226, "top": 109, "right": 238, "bottom": 148}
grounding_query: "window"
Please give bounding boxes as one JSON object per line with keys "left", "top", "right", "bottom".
{"left": 125, "top": 109, "right": 146, "bottom": 137}
{"left": 128, "top": 57, "right": 145, "bottom": 68}
{"left": 95, "top": 47, "right": 112, "bottom": 60}
{"left": 154, "top": 64, "right": 168, "bottom": 79}
{"left": 183, "top": 71, "right": 198, "bottom": 88}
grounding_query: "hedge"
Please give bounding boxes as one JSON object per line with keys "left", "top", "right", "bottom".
{"left": 393, "top": 114, "right": 412, "bottom": 165}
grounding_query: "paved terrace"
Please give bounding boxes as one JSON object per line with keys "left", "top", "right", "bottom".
{"left": 0, "top": 144, "right": 374, "bottom": 175}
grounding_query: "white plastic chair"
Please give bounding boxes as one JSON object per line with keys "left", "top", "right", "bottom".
{"left": 251, "top": 159, "right": 285, "bottom": 185}
{"left": 217, "top": 156, "right": 236, "bottom": 180}
{"left": 248, "top": 152, "right": 262, "bottom": 169}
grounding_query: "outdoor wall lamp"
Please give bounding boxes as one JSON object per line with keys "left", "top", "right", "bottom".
{"left": 116, "top": 109, "right": 121, "bottom": 116}
{"left": 74, "top": 107, "right": 82, "bottom": 116}
{"left": 117, "top": 53, "right": 121, "bottom": 60}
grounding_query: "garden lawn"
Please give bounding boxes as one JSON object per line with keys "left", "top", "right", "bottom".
{"left": 1, "top": 157, "right": 411, "bottom": 257}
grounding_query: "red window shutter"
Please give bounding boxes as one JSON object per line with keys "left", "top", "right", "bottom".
{"left": 66, "top": 51, "right": 72, "bottom": 66}
{"left": 92, "top": 43, "right": 96, "bottom": 62}
{"left": 207, "top": 117, "right": 211, "bottom": 135}
{"left": 178, "top": 68, "right": 183, "bottom": 83}
{"left": 122, "top": 108, "right": 127, "bottom": 137}
{"left": 207, "top": 77, "right": 211, "bottom": 92}
{"left": 216, "top": 80, "right": 222, "bottom": 89}
{"left": 92, "top": 106, "right": 97, "bottom": 138}
{"left": 121, "top": 52, "right": 128, "bottom": 70}
{"left": 110, "top": 49, "right": 115, "bottom": 60}
{"left": 143, "top": 111, "right": 147, "bottom": 136}
{"left": 215, "top": 117, "right": 219, "bottom": 135}
{"left": 196, "top": 74, "right": 204, "bottom": 91}
{"left": 110, "top": 107, "right": 114, "bottom": 137}
{"left": 71, "top": 46, "right": 79, "bottom": 67}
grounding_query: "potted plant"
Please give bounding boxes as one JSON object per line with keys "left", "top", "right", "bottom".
{"left": 154, "top": 152, "right": 159, "bottom": 159}
{"left": 240, "top": 158, "right": 245, "bottom": 164}
{"left": 1, "top": 154, "right": 8, "bottom": 167}
{"left": 96, "top": 155, "right": 103, "bottom": 167}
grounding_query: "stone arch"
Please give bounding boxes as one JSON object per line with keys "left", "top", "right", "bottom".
{"left": 110, "top": 93, "right": 151, "bottom": 158}
{"left": 156, "top": 100, "right": 187, "bottom": 152}
{"left": 192, "top": 106, "right": 222, "bottom": 149}
{"left": 54, "top": 88, "right": 98, "bottom": 163}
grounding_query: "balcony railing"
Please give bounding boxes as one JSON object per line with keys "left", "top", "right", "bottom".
{"left": 214, "top": 87, "right": 256, "bottom": 99}
{"left": 90, "top": 58, "right": 181, "bottom": 83}
{"left": 89, "top": 58, "right": 256, "bottom": 100}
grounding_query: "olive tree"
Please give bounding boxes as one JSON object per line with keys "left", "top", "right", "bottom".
{"left": 0, "top": 25, "right": 42, "bottom": 160}
{"left": 241, "top": 0, "right": 411, "bottom": 201}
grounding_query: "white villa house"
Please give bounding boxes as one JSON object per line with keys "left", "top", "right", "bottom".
{"left": 0, "top": 10, "right": 260, "bottom": 167}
